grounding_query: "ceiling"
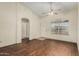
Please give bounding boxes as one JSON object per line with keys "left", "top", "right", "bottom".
{"left": 22, "top": 2, "right": 77, "bottom": 17}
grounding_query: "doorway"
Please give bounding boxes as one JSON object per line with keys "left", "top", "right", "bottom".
{"left": 21, "top": 18, "right": 30, "bottom": 43}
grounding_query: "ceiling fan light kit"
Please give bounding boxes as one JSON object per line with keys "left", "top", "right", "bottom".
{"left": 48, "top": 11, "right": 54, "bottom": 15}
{"left": 42, "top": 2, "right": 60, "bottom": 16}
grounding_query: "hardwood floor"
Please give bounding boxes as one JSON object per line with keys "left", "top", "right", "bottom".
{"left": 0, "top": 39, "right": 78, "bottom": 56}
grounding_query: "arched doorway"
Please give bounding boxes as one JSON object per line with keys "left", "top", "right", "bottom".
{"left": 21, "top": 18, "right": 30, "bottom": 43}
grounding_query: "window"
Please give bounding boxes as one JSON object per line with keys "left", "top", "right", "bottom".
{"left": 51, "top": 20, "right": 69, "bottom": 35}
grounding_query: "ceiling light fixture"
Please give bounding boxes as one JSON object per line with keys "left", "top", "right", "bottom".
{"left": 42, "top": 2, "right": 61, "bottom": 16}
{"left": 48, "top": 2, "right": 54, "bottom": 15}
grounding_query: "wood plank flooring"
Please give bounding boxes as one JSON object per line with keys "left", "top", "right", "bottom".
{"left": 0, "top": 39, "right": 78, "bottom": 56}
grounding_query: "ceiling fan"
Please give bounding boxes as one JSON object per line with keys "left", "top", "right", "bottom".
{"left": 42, "top": 2, "right": 61, "bottom": 16}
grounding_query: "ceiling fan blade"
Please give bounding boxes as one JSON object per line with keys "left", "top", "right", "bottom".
{"left": 55, "top": 9, "right": 62, "bottom": 12}
{"left": 54, "top": 12, "right": 58, "bottom": 15}
{"left": 42, "top": 11, "right": 50, "bottom": 14}
{"left": 43, "top": 14, "right": 49, "bottom": 17}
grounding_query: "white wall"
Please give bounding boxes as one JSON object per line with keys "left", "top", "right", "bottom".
{"left": 41, "top": 8, "right": 77, "bottom": 43}
{"left": 77, "top": 3, "right": 79, "bottom": 52}
{"left": 0, "top": 3, "right": 17, "bottom": 47}
{"left": 0, "top": 3, "right": 41, "bottom": 47}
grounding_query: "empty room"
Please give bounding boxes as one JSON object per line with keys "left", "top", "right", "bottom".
{"left": 0, "top": 2, "right": 79, "bottom": 56}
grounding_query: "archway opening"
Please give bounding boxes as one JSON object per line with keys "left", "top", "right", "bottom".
{"left": 21, "top": 18, "right": 30, "bottom": 43}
